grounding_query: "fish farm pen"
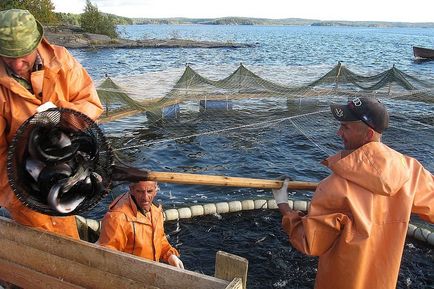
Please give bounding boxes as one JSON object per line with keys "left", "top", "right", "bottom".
{"left": 96, "top": 62, "right": 433, "bottom": 163}
{"left": 92, "top": 63, "right": 434, "bottom": 289}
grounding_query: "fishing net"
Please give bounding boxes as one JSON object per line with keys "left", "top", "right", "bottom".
{"left": 96, "top": 62, "right": 434, "bottom": 161}
{"left": 7, "top": 108, "right": 114, "bottom": 215}
{"left": 97, "top": 62, "right": 434, "bottom": 123}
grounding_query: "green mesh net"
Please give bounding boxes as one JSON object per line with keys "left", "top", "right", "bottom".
{"left": 95, "top": 63, "right": 433, "bottom": 160}
{"left": 97, "top": 62, "right": 434, "bottom": 124}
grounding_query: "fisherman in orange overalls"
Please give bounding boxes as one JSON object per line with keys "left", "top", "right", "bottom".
{"left": 98, "top": 181, "right": 184, "bottom": 269}
{"left": 272, "top": 97, "right": 433, "bottom": 289}
{"left": 0, "top": 9, "right": 103, "bottom": 239}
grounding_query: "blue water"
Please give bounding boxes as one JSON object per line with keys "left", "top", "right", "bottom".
{"left": 70, "top": 25, "right": 434, "bottom": 219}
{"left": 74, "top": 25, "right": 434, "bottom": 79}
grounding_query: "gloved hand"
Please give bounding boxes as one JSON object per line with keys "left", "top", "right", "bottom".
{"left": 272, "top": 178, "right": 290, "bottom": 204}
{"left": 36, "top": 101, "right": 56, "bottom": 113}
{"left": 168, "top": 254, "right": 184, "bottom": 269}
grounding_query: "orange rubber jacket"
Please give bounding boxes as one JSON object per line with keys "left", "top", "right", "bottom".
{"left": 98, "top": 193, "right": 180, "bottom": 263}
{"left": 282, "top": 142, "right": 433, "bottom": 289}
{"left": 0, "top": 39, "right": 103, "bottom": 239}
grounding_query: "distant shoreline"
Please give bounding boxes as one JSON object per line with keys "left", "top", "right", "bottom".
{"left": 128, "top": 17, "right": 434, "bottom": 28}
{"left": 44, "top": 16, "right": 434, "bottom": 50}
{"left": 44, "top": 25, "right": 253, "bottom": 49}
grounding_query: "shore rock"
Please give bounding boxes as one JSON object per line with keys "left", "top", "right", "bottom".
{"left": 44, "top": 25, "right": 253, "bottom": 49}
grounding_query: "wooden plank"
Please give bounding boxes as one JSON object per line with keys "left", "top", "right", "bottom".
{"left": 215, "top": 251, "right": 248, "bottom": 289}
{"left": 224, "top": 278, "right": 243, "bottom": 289}
{"left": 0, "top": 217, "right": 229, "bottom": 289}
{"left": 0, "top": 258, "right": 86, "bottom": 289}
{"left": 0, "top": 238, "right": 159, "bottom": 289}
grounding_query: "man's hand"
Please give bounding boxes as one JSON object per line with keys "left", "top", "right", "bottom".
{"left": 168, "top": 254, "right": 184, "bottom": 269}
{"left": 272, "top": 178, "right": 290, "bottom": 205}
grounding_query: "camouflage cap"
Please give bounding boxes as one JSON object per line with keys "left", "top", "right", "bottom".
{"left": 0, "top": 9, "right": 44, "bottom": 58}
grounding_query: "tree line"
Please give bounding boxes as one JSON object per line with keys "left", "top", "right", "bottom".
{"left": 0, "top": 0, "right": 132, "bottom": 38}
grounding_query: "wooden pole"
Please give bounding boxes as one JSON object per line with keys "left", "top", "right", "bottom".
{"left": 146, "top": 171, "right": 318, "bottom": 190}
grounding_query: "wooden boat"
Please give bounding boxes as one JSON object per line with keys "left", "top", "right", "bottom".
{"left": 413, "top": 46, "right": 434, "bottom": 59}
{"left": 0, "top": 216, "right": 246, "bottom": 289}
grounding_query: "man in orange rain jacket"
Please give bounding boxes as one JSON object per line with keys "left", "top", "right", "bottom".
{"left": 0, "top": 9, "right": 103, "bottom": 239}
{"left": 272, "top": 97, "right": 433, "bottom": 289}
{"left": 98, "top": 181, "right": 184, "bottom": 269}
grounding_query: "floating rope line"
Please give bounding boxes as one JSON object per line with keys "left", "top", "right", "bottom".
{"left": 75, "top": 198, "right": 434, "bottom": 247}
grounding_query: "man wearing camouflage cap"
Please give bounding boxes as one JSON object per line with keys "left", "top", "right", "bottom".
{"left": 0, "top": 9, "right": 103, "bottom": 239}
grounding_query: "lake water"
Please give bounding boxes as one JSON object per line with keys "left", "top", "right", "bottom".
{"left": 68, "top": 25, "right": 433, "bottom": 288}
{"left": 75, "top": 24, "right": 434, "bottom": 79}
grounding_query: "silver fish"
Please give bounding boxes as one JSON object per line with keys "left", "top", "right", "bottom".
{"left": 28, "top": 126, "right": 79, "bottom": 162}
{"left": 47, "top": 180, "right": 85, "bottom": 214}
{"left": 62, "top": 164, "right": 89, "bottom": 192}
{"left": 46, "top": 163, "right": 90, "bottom": 213}
{"left": 37, "top": 163, "right": 73, "bottom": 191}
{"left": 36, "top": 141, "right": 79, "bottom": 162}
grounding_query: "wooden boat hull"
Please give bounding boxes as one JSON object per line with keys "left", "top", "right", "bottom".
{"left": 413, "top": 46, "right": 434, "bottom": 59}
{"left": 0, "top": 216, "right": 244, "bottom": 289}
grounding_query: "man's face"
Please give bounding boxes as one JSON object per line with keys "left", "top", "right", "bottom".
{"left": 1, "top": 50, "right": 37, "bottom": 79}
{"left": 130, "top": 181, "right": 157, "bottom": 212}
{"left": 337, "top": 121, "right": 371, "bottom": 150}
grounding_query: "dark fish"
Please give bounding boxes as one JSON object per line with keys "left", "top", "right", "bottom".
{"left": 28, "top": 126, "right": 44, "bottom": 160}
{"left": 28, "top": 126, "right": 79, "bottom": 163}
{"left": 46, "top": 163, "right": 90, "bottom": 213}
{"left": 72, "top": 133, "right": 99, "bottom": 161}
{"left": 90, "top": 172, "right": 105, "bottom": 196}
{"left": 42, "top": 127, "right": 72, "bottom": 149}
{"left": 37, "top": 163, "right": 73, "bottom": 191}
{"left": 76, "top": 176, "right": 93, "bottom": 194}
{"left": 62, "top": 163, "right": 90, "bottom": 192}
{"left": 25, "top": 158, "right": 46, "bottom": 182}
{"left": 36, "top": 142, "right": 79, "bottom": 163}
{"left": 47, "top": 179, "right": 86, "bottom": 214}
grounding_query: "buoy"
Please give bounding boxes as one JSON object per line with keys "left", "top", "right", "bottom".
{"left": 162, "top": 104, "right": 180, "bottom": 119}
{"left": 199, "top": 100, "right": 233, "bottom": 111}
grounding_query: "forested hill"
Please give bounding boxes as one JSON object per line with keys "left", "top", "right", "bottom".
{"left": 131, "top": 17, "right": 434, "bottom": 28}
{"left": 57, "top": 13, "right": 434, "bottom": 29}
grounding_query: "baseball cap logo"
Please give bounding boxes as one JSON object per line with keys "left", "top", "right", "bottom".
{"left": 352, "top": 97, "right": 362, "bottom": 107}
{"left": 334, "top": 108, "right": 344, "bottom": 118}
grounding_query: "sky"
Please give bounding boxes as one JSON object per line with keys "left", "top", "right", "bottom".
{"left": 51, "top": 0, "right": 434, "bottom": 23}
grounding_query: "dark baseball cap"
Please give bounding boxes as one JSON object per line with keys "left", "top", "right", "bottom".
{"left": 330, "top": 97, "right": 389, "bottom": 133}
